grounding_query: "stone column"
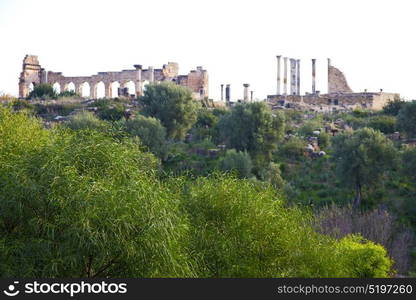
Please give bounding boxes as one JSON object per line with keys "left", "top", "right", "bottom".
{"left": 250, "top": 91, "right": 254, "bottom": 102}
{"left": 312, "top": 59, "right": 316, "bottom": 94}
{"left": 105, "top": 83, "right": 112, "bottom": 98}
{"left": 90, "top": 83, "right": 97, "bottom": 99}
{"left": 276, "top": 55, "right": 281, "bottom": 95}
{"left": 61, "top": 83, "right": 67, "bottom": 93}
{"left": 221, "top": 84, "right": 224, "bottom": 101}
{"left": 296, "top": 59, "right": 300, "bottom": 95}
{"left": 76, "top": 84, "right": 83, "bottom": 97}
{"left": 148, "top": 66, "right": 154, "bottom": 83}
{"left": 243, "top": 83, "right": 250, "bottom": 102}
{"left": 283, "top": 57, "right": 288, "bottom": 95}
{"left": 134, "top": 64, "right": 143, "bottom": 97}
{"left": 225, "top": 84, "right": 230, "bottom": 102}
{"left": 290, "top": 58, "right": 297, "bottom": 95}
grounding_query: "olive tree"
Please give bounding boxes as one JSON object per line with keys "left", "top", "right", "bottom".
{"left": 218, "top": 102, "right": 285, "bottom": 167}
{"left": 332, "top": 128, "right": 397, "bottom": 208}
{"left": 140, "top": 82, "right": 200, "bottom": 140}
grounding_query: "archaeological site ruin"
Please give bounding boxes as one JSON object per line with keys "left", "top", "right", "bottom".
{"left": 18, "top": 55, "right": 209, "bottom": 100}
{"left": 267, "top": 56, "right": 399, "bottom": 111}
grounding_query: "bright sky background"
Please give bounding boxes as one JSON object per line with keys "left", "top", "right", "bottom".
{"left": 0, "top": 0, "right": 415, "bottom": 100}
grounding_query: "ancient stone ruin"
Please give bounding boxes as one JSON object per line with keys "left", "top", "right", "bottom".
{"left": 19, "top": 55, "right": 209, "bottom": 100}
{"left": 267, "top": 56, "right": 399, "bottom": 111}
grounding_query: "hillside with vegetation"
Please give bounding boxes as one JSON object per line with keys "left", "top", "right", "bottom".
{"left": 0, "top": 84, "right": 415, "bottom": 277}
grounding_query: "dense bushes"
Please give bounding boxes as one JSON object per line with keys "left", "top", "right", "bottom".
{"left": 0, "top": 108, "right": 192, "bottom": 277}
{"left": 122, "top": 114, "right": 168, "bottom": 159}
{"left": 27, "top": 83, "right": 57, "bottom": 100}
{"left": 0, "top": 107, "right": 394, "bottom": 278}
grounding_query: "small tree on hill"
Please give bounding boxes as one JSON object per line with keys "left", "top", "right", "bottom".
{"left": 332, "top": 128, "right": 397, "bottom": 209}
{"left": 140, "top": 82, "right": 199, "bottom": 140}
{"left": 27, "top": 83, "right": 57, "bottom": 100}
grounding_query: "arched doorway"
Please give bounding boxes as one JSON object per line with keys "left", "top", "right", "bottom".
{"left": 81, "top": 82, "right": 90, "bottom": 98}
{"left": 52, "top": 82, "right": 61, "bottom": 94}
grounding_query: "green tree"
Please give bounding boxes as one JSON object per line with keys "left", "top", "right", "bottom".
{"left": 0, "top": 107, "right": 194, "bottom": 277}
{"left": 383, "top": 99, "right": 406, "bottom": 116}
{"left": 397, "top": 101, "right": 416, "bottom": 137}
{"left": 181, "top": 173, "right": 392, "bottom": 277}
{"left": 318, "top": 132, "right": 331, "bottom": 149}
{"left": 65, "top": 111, "right": 109, "bottom": 132}
{"left": 218, "top": 102, "right": 285, "bottom": 166}
{"left": 219, "top": 149, "right": 253, "bottom": 178}
{"left": 27, "top": 83, "right": 57, "bottom": 100}
{"left": 279, "top": 136, "right": 305, "bottom": 161}
{"left": 332, "top": 128, "right": 397, "bottom": 208}
{"left": 97, "top": 103, "right": 125, "bottom": 121}
{"left": 140, "top": 82, "right": 200, "bottom": 140}
{"left": 401, "top": 147, "right": 416, "bottom": 183}
{"left": 122, "top": 114, "right": 168, "bottom": 159}
{"left": 367, "top": 115, "right": 396, "bottom": 134}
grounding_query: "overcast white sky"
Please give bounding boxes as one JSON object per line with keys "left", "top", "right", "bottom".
{"left": 0, "top": 0, "right": 415, "bottom": 100}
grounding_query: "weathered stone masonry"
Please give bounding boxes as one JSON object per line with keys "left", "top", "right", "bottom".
{"left": 19, "top": 55, "right": 209, "bottom": 99}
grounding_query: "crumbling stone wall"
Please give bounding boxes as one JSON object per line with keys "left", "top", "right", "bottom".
{"left": 18, "top": 55, "right": 43, "bottom": 98}
{"left": 267, "top": 92, "right": 399, "bottom": 111}
{"left": 18, "top": 55, "right": 208, "bottom": 99}
{"left": 328, "top": 63, "right": 353, "bottom": 93}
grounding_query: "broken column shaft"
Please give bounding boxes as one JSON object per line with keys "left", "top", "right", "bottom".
{"left": 243, "top": 83, "right": 250, "bottom": 102}
{"left": 290, "top": 58, "right": 297, "bottom": 95}
{"left": 312, "top": 59, "right": 316, "bottom": 94}
{"left": 276, "top": 55, "right": 281, "bottom": 95}
{"left": 283, "top": 57, "right": 288, "bottom": 95}
{"left": 296, "top": 59, "right": 300, "bottom": 95}
{"left": 225, "top": 84, "right": 231, "bottom": 102}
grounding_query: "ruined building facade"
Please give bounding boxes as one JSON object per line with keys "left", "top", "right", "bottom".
{"left": 19, "top": 55, "right": 208, "bottom": 100}
{"left": 268, "top": 56, "right": 399, "bottom": 111}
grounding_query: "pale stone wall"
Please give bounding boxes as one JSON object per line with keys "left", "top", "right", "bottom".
{"left": 328, "top": 65, "right": 353, "bottom": 93}
{"left": 19, "top": 55, "right": 208, "bottom": 99}
{"left": 267, "top": 92, "right": 400, "bottom": 111}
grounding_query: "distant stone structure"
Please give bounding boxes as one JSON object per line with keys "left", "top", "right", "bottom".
{"left": 18, "top": 55, "right": 208, "bottom": 99}
{"left": 327, "top": 58, "right": 352, "bottom": 93}
{"left": 268, "top": 56, "right": 399, "bottom": 111}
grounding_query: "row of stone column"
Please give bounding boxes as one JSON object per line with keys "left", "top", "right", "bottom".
{"left": 55, "top": 64, "right": 155, "bottom": 99}
{"left": 220, "top": 84, "right": 253, "bottom": 102}
{"left": 276, "top": 56, "right": 301, "bottom": 96}
{"left": 58, "top": 81, "right": 141, "bottom": 98}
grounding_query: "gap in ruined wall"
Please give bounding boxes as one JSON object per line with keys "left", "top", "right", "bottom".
{"left": 52, "top": 82, "right": 61, "bottom": 94}
{"left": 81, "top": 82, "right": 90, "bottom": 97}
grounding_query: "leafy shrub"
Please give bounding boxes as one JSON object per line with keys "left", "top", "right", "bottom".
{"left": 279, "top": 137, "right": 305, "bottom": 161}
{"left": 318, "top": 132, "right": 331, "bottom": 149}
{"left": 367, "top": 115, "right": 396, "bottom": 134}
{"left": 122, "top": 114, "right": 168, "bottom": 159}
{"left": 181, "top": 174, "right": 393, "bottom": 277}
{"left": 0, "top": 107, "right": 193, "bottom": 277}
{"left": 27, "top": 83, "right": 57, "bottom": 100}
{"left": 337, "top": 235, "right": 392, "bottom": 278}
{"left": 383, "top": 99, "right": 407, "bottom": 116}
{"left": 140, "top": 82, "right": 200, "bottom": 140}
{"left": 65, "top": 111, "right": 109, "bottom": 132}
{"left": 219, "top": 149, "right": 253, "bottom": 178}
{"left": 397, "top": 101, "right": 416, "bottom": 137}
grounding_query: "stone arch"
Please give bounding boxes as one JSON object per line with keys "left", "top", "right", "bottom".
{"left": 80, "top": 82, "right": 90, "bottom": 98}
{"left": 52, "top": 82, "right": 61, "bottom": 94}
{"left": 110, "top": 81, "right": 120, "bottom": 98}
{"left": 67, "top": 82, "right": 75, "bottom": 92}
{"left": 123, "top": 81, "right": 135, "bottom": 96}
{"left": 94, "top": 81, "right": 105, "bottom": 99}
{"left": 28, "top": 82, "right": 34, "bottom": 93}
{"left": 142, "top": 80, "right": 150, "bottom": 92}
